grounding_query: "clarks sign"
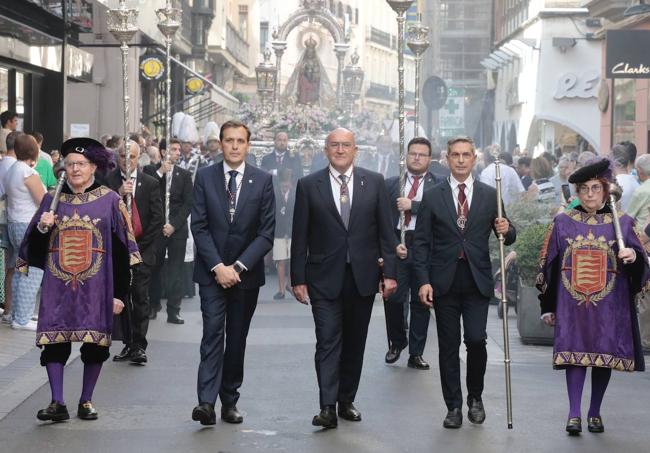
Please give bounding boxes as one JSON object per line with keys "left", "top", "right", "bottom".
{"left": 606, "top": 31, "right": 650, "bottom": 79}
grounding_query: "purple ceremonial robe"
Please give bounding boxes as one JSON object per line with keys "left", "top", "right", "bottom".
{"left": 17, "top": 186, "right": 141, "bottom": 347}
{"left": 537, "top": 209, "right": 649, "bottom": 372}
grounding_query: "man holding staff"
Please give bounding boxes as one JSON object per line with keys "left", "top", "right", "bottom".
{"left": 413, "top": 136, "right": 516, "bottom": 429}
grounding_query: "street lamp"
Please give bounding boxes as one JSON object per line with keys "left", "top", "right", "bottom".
{"left": 107, "top": 0, "right": 138, "bottom": 215}
{"left": 255, "top": 48, "right": 278, "bottom": 115}
{"left": 407, "top": 13, "right": 430, "bottom": 138}
{"left": 386, "top": 0, "right": 413, "bottom": 245}
{"left": 342, "top": 50, "right": 364, "bottom": 118}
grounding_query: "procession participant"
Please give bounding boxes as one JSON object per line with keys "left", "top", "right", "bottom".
{"left": 291, "top": 127, "right": 397, "bottom": 429}
{"left": 357, "top": 134, "right": 399, "bottom": 178}
{"left": 106, "top": 141, "right": 163, "bottom": 364}
{"left": 144, "top": 138, "right": 193, "bottom": 324}
{"left": 272, "top": 168, "right": 295, "bottom": 300}
{"left": 191, "top": 120, "right": 275, "bottom": 426}
{"left": 384, "top": 137, "right": 438, "bottom": 368}
{"left": 261, "top": 131, "right": 303, "bottom": 183}
{"left": 413, "top": 136, "right": 516, "bottom": 429}
{"left": 537, "top": 159, "right": 648, "bottom": 435}
{"left": 17, "top": 137, "right": 141, "bottom": 421}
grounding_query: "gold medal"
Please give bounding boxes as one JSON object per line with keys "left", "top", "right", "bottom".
{"left": 457, "top": 215, "right": 467, "bottom": 230}
{"left": 340, "top": 194, "right": 349, "bottom": 204}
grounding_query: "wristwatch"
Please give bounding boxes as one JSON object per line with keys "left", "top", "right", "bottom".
{"left": 233, "top": 262, "right": 245, "bottom": 274}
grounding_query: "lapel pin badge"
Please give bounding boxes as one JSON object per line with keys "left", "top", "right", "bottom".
{"left": 249, "top": 179, "right": 253, "bottom": 183}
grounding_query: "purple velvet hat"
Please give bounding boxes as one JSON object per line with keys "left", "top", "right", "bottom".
{"left": 61, "top": 137, "right": 115, "bottom": 174}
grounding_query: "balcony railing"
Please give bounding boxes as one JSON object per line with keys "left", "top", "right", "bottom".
{"left": 226, "top": 20, "right": 250, "bottom": 67}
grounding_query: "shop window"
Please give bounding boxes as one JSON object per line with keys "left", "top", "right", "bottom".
{"left": 15, "top": 72, "right": 24, "bottom": 131}
{"left": 613, "top": 79, "right": 636, "bottom": 145}
{"left": 0, "top": 68, "right": 7, "bottom": 113}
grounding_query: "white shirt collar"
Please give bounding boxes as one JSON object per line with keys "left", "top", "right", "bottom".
{"left": 224, "top": 161, "right": 246, "bottom": 175}
{"left": 329, "top": 164, "right": 353, "bottom": 179}
{"left": 449, "top": 173, "right": 474, "bottom": 190}
{"left": 122, "top": 169, "right": 137, "bottom": 179}
{"left": 275, "top": 149, "right": 286, "bottom": 156}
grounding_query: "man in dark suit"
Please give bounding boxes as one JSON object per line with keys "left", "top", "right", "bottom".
{"left": 413, "top": 136, "right": 515, "bottom": 429}
{"left": 190, "top": 120, "right": 275, "bottom": 426}
{"left": 384, "top": 137, "right": 438, "bottom": 370}
{"left": 357, "top": 134, "right": 399, "bottom": 178}
{"left": 428, "top": 144, "right": 451, "bottom": 180}
{"left": 291, "top": 127, "right": 398, "bottom": 429}
{"left": 143, "top": 138, "right": 193, "bottom": 324}
{"left": 106, "top": 141, "right": 163, "bottom": 364}
{"left": 261, "top": 131, "right": 303, "bottom": 183}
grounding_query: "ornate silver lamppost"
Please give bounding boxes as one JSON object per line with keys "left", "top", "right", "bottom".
{"left": 271, "top": 30, "right": 287, "bottom": 111}
{"left": 386, "top": 0, "right": 413, "bottom": 245}
{"left": 342, "top": 50, "right": 365, "bottom": 122}
{"left": 407, "top": 13, "right": 430, "bottom": 137}
{"left": 107, "top": 0, "right": 138, "bottom": 215}
{"left": 256, "top": 48, "right": 278, "bottom": 115}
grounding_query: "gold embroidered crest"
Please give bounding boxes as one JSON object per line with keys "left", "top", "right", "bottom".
{"left": 48, "top": 210, "right": 105, "bottom": 289}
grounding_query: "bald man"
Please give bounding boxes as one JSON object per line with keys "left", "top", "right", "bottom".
{"left": 291, "top": 128, "right": 398, "bottom": 428}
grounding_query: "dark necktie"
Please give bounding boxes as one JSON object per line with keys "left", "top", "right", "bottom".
{"left": 404, "top": 175, "right": 421, "bottom": 227}
{"left": 457, "top": 183, "right": 467, "bottom": 258}
{"left": 228, "top": 170, "right": 238, "bottom": 222}
{"left": 339, "top": 174, "right": 350, "bottom": 229}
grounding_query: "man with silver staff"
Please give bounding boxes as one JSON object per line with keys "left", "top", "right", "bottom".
{"left": 106, "top": 140, "right": 163, "bottom": 364}
{"left": 144, "top": 138, "right": 193, "bottom": 324}
{"left": 413, "top": 136, "right": 516, "bottom": 429}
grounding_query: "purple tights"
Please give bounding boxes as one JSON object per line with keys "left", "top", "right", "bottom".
{"left": 45, "top": 362, "right": 65, "bottom": 405}
{"left": 565, "top": 366, "right": 612, "bottom": 418}
{"left": 80, "top": 363, "right": 102, "bottom": 404}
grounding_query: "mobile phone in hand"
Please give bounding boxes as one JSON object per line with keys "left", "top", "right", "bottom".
{"left": 561, "top": 184, "right": 571, "bottom": 203}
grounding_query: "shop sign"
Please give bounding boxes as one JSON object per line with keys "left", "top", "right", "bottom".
{"left": 185, "top": 77, "right": 205, "bottom": 95}
{"left": 139, "top": 56, "right": 165, "bottom": 82}
{"left": 606, "top": 30, "right": 650, "bottom": 79}
{"left": 554, "top": 71, "right": 599, "bottom": 100}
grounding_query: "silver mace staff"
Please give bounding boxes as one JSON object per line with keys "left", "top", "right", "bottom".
{"left": 108, "top": 0, "right": 138, "bottom": 217}
{"left": 493, "top": 153, "right": 514, "bottom": 429}
{"left": 386, "top": 0, "right": 414, "bottom": 245}
{"left": 407, "top": 14, "right": 430, "bottom": 138}
{"left": 42, "top": 171, "right": 67, "bottom": 233}
{"left": 156, "top": 0, "right": 181, "bottom": 224}
{"left": 609, "top": 183, "right": 626, "bottom": 251}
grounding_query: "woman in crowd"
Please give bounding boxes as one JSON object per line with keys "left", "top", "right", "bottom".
{"left": 537, "top": 159, "right": 648, "bottom": 435}
{"left": 18, "top": 137, "right": 141, "bottom": 422}
{"left": 4, "top": 134, "right": 45, "bottom": 330}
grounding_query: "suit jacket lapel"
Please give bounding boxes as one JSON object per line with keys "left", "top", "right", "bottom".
{"left": 441, "top": 183, "right": 463, "bottom": 236}
{"left": 233, "top": 165, "right": 253, "bottom": 223}
{"left": 316, "top": 168, "right": 346, "bottom": 230}
{"left": 214, "top": 162, "right": 230, "bottom": 223}
{"left": 347, "top": 169, "right": 365, "bottom": 231}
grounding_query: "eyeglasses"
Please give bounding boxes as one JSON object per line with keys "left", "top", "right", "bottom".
{"left": 327, "top": 142, "right": 354, "bottom": 150}
{"left": 578, "top": 184, "right": 603, "bottom": 194}
{"left": 65, "top": 161, "right": 91, "bottom": 169}
{"left": 407, "top": 152, "right": 430, "bottom": 159}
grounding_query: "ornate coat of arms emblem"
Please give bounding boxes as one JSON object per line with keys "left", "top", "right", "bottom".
{"left": 48, "top": 210, "right": 105, "bottom": 289}
{"left": 561, "top": 231, "right": 616, "bottom": 306}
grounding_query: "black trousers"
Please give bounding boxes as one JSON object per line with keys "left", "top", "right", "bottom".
{"left": 385, "top": 250, "right": 431, "bottom": 355}
{"left": 129, "top": 262, "right": 152, "bottom": 350}
{"left": 41, "top": 342, "right": 110, "bottom": 365}
{"left": 150, "top": 235, "right": 186, "bottom": 315}
{"left": 434, "top": 259, "right": 489, "bottom": 410}
{"left": 311, "top": 265, "right": 374, "bottom": 408}
{"left": 196, "top": 283, "right": 259, "bottom": 407}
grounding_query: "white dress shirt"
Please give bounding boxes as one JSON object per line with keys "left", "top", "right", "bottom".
{"left": 329, "top": 165, "right": 354, "bottom": 214}
{"left": 224, "top": 161, "right": 246, "bottom": 207}
{"left": 479, "top": 163, "right": 524, "bottom": 205}
{"left": 397, "top": 172, "right": 425, "bottom": 231}
{"left": 449, "top": 174, "right": 475, "bottom": 210}
{"left": 156, "top": 164, "right": 174, "bottom": 188}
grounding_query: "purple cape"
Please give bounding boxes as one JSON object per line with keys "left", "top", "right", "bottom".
{"left": 537, "top": 209, "right": 649, "bottom": 372}
{"left": 17, "top": 186, "right": 141, "bottom": 346}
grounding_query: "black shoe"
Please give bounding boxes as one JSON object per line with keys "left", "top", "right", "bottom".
{"left": 443, "top": 408, "right": 463, "bottom": 429}
{"left": 167, "top": 314, "right": 184, "bottom": 324}
{"left": 192, "top": 403, "right": 216, "bottom": 426}
{"left": 37, "top": 401, "right": 70, "bottom": 422}
{"left": 273, "top": 292, "right": 285, "bottom": 300}
{"left": 566, "top": 417, "right": 582, "bottom": 435}
{"left": 385, "top": 343, "right": 406, "bottom": 364}
{"left": 337, "top": 402, "right": 361, "bottom": 421}
{"left": 129, "top": 348, "right": 148, "bottom": 364}
{"left": 407, "top": 355, "right": 430, "bottom": 370}
{"left": 312, "top": 405, "right": 337, "bottom": 429}
{"left": 467, "top": 398, "right": 486, "bottom": 424}
{"left": 221, "top": 405, "right": 243, "bottom": 424}
{"left": 77, "top": 401, "right": 98, "bottom": 420}
{"left": 112, "top": 346, "right": 132, "bottom": 362}
{"left": 587, "top": 416, "right": 604, "bottom": 433}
